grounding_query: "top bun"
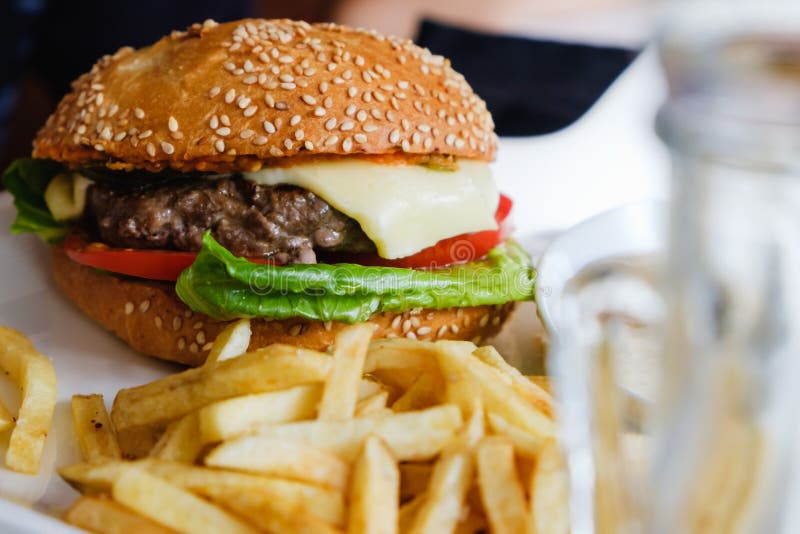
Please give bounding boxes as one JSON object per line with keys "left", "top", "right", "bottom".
{"left": 33, "top": 19, "right": 497, "bottom": 173}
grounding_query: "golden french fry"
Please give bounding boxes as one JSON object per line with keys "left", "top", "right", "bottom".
{"left": 527, "top": 375, "right": 552, "bottom": 395}
{"left": 60, "top": 459, "right": 346, "bottom": 527}
{"left": 64, "top": 495, "right": 173, "bottom": 534}
{"left": 407, "top": 405, "right": 484, "bottom": 534}
{"left": 318, "top": 324, "right": 373, "bottom": 420}
{"left": 398, "top": 493, "right": 426, "bottom": 533}
{"left": 354, "top": 390, "right": 390, "bottom": 418}
{"left": 365, "top": 339, "right": 438, "bottom": 373}
{"left": 487, "top": 412, "right": 541, "bottom": 458}
{"left": 0, "top": 325, "right": 57, "bottom": 474}
{"left": 111, "top": 345, "right": 331, "bottom": 434}
{"left": 230, "top": 404, "right": 462, "bottom": 462}
{"left": 198, "top": 384, "right": 321, "bottom": 443}
{"left": 71, "top": 394, "right": 121, "bottom": 463}
{"left": 435, "top": 341, "right": 555, "bottom": 439}
{"left": 391, "top": 371, "right": 443, "bottom": 412}
{"left": 347, "top": 436, "right": 400, "bottom": 534}
{"left": 150, "top": 412, "right": 203, "bottom": 463}
{"left": 472, "top": 346, "right": 554, "bottom": 418}
{"left": 370, "top": 368, "right": 423, "bottom": 396}
{"left": 0, "top": 399, "right": 13, "bottom": 433}
{"left": 116, "top": 425, "right": 165, "bottom": 460}
{"left": 204, "top": 319, "right": 251, "bottom": 366}
{"left": 454, "top": 508, "right": 488, "bottom": 534}
{"left": 475, "top": 436, "right": 529, "bottom": 534}
{"left": 111, "top": 466, "right": 258, "bottom": 534}
{"left": 206, "top": 437, "right": 350, "bottom": 491}
{"left": 399, "top": 462, "right": 432, "bottom": 501}
{"left": 528, "top": 439, "right": 570, "bottom": 534}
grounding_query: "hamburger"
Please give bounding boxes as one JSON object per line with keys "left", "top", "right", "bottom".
{"left": 3, "top": 18, "right": 535, "bottom": 365}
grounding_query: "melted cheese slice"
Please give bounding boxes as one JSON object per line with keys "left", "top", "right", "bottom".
{"left": 244, "top": 160, "right": 499, "bottom": 259}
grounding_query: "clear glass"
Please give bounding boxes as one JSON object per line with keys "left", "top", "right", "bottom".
{"left": 548, "top": 4, "right": 800, "bottom": 534}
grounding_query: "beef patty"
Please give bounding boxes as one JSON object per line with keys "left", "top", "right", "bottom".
{"left": 86, "top": 176, "right": 374, "bottom": 263}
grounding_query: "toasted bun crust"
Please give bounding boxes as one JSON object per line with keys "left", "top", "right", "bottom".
{"left": 52, "top": 247, "right": 514, "bottom": 366}
{"left": 33, "top": 19, "right": 497, "bottom": 173}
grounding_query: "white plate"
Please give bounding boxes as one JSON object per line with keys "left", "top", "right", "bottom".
{"left": 535, "top": 200, "right": 666, "bottom": 336}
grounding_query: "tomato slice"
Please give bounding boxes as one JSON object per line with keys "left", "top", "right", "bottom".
{"left": 327, "top": 194, "right": 513, "bottom": 269}
{"left": 63, "top": 194, "right": 514, "bottom": 280}
{"left": 63, "top": 234, "right": 200, "bottom": 281}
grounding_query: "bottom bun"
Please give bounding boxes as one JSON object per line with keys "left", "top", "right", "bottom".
{"left": 52, "top": 247, "right": 516, "bottom": 366}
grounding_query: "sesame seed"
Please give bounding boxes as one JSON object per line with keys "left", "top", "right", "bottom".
{"left": 124, "top": 301, "right": 134, "bottom": 315}
{"left": 139, "top": 129, "right": 152, "bottom": 139}
{"left": 178, "top": 337, "right": 186, "bottom": 350}
{"left": 355, "top": 55, "right": 365, "bottom": 66}
{"left": 401, "top": 139, "right": 411, "bottom": 152}
{"left": 451, "top": 324, "right": 460, "bottom": 334}
{"left": 370, "top": 108, "right": 382, "bottom": 119}
{"left": 304, "top": 140, "right": 314, "bottom": 150}
{"left": 113, "top": 132, "right": 126, "bottom": 141}
{"left": 327, "top": 62, "right": 336, "bottom": 71}
{"left": 342, "top": 137, "right": 353, "bottom": 152}
{"left": 280, "top": 82, "right": 296, "bottom": 90}
{"left": 325, "top": 117, "right": 337, "bottom": 130}
{"left": 340, "top": 120, "right": 354, "bottom": 131}
{"left": 172, "top": 317, "right": 182, "bottom": 330}
{"left": 391, "top": 315, "right": 402, "bottom": 330}
{"left": 244, "top": 59, "right": 254, "bottom": 72}
{"left": 418, "top": 124, "right": 431, "bottom": 132}
{"left": 290, "top": 114, "right": 301, "bottom": 126}
{"left": 323, "top": 96, "right": 333, "bottom": 108}
{"left": 168, "top": 116, "right": 179, "bottom": 132}
{"left": 294, "top": 129, "right": 305, "bottom": 140}
{"left": 237, "top": 96, "right": 250, "bottom": 109}
{"left": 216, "top": 127, "right": 231, "bottom": 136}
{"left": 301, "top": 94, "right": 316, "bottom": 105}
{"left": 209, "top": 87, "right": 221, "bottom": 99}
{"left": 417, "top": 326, "right": 432, "bottom": 336}
{"left": 155, "top": 316, "right": 163, "bottom": 329}
{"left": 210, "top": 116, "right": 219, "bottom": 129}
{"left": 189, "top": 343, "right": 199, "bottom": 354}
{"left": 389, "top": 129, "right": 400, "bottom": 143}
{"left": 220, "top": 114, "right": 231, "bottom": 126}
{"left": 437, "top": 325, "right": 448, "bottom": 338}
{"left": 276, "top": 102, "right": 289, "bottom": 110}
{"left": 269, "top": 146, "right": 284, "bottom": 157}
{"left": 455, "top": 138, "right": 465, "bottom": 149}
{"left": 445, "top": 134, "right": 456, "bottom": 146}
{"left": 196, "top": 331, "right": 206, "bottom": 344}
{"left": 265, "top": 94, "right": 276, "bottom": 107}
{"left": 160, "top": 141, "right": 175, "bottom": 154}
{"left": 363, "top": 124, "right": 378, "bottom": 132}
{"left": 279, "top": 73, "right": 294, "bottom": 83}
{"left": 243, "top": 105, "right": 257, "bottom": 117}
{"left": 96, "top": 93, "right": 104, "bottom": 106}
{"left": 423, "top": 137, "right": 433, "bottom": 150}
{"left": 412, "top": 132, "right": 421, "bottom": 145}
{"left": 146, "top": 142, "right": 156, "bottom": 157}
{"left": 215, "top": 139, "right": 225, "bottom": 152}
{"left": 313, "top": 107, "right": 326, "bottom": 117}
{"left": 240, "top": 129, "right": 255, "bottom": 139}
{"left": 319, "top": 81, "right": 329, "bottom": 93}
{"left": 225, "top": 89, "right": 236, "bottom": 103}
{"left": 278, "top": 55, "right": 294, "bottom": 64}
{"left": 284, "top": 139, "right": 293, "bottom": 150}
{"left": 345, "top": 104, "right": 356, "bottom": 116}
{"left": 263, "top": 120, "right": 276, "bottom": 133}
{"left": 356, "top": 110, "right": 368, "bottom": 122}
{"left": 324, "top": 135, "right": 339, "bottom": 146}
{"left": 289, "top": 324, "right": 303, "bottom": 336}
{"left": 100, "top": 126, "right": 112, "bottom": 140}
{"left": 354, "top": 133, "right": 367, "bottom": 144}
{"left": 402, "top": 319, "right": 412, "bottom": 333}
{"left": 348, "top": 87, "right": 358, "bottom": 98}
{"left": 253, "top": 135, "right": 268, "bottom": 145}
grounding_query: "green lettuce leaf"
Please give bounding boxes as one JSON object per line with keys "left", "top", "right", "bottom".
{"left": 177, "top": 232, "right": 536, "bottom": 323}
{"left": 2, "top": 158, "right": 66, "bottom": 243}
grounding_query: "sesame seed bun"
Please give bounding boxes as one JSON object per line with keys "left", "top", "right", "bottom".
{"left": 33, "top": 18, "right": 497, "bottom": 173}
{"left": 52, "top": 247, "right": 514, "bottom": 366}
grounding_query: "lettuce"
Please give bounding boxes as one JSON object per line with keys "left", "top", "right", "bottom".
{"left": 176, "top": 232, "right": 536, "bottom": 323}
{"left": 2, "top": 158, "right": 66, "bottom": 243}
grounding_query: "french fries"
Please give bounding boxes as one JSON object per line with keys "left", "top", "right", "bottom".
{"left": 204, "top": 318, "right": 251, "bottom": 365}
{"left": 528, "top": 439, "right": 570, "bottom": 534}
{"left": 318, "top": 323, "right": 373, "bottom": 420}
{"left": 476, "top": 436, "right": 530, "bottom": 534}
{"left": 0, "top": 325, "right": 57, "bottom": 474}
{"left": 0, "top": 399, "right": 14, "bottom": 433}
{"left": 206, "top": 437, "right": 350, "bottom": 490}
{"left": 61, "top": 325, "right": 561, "bottom": 534}
{"left": 112, "top": 466, "right": 258, "bottom": 534}
{"left": 347, "top": 436, "right": 400, "bottom": 534}
{"left": 71, "top": 394, "right": 122, "bottom": 463}
{"left": 64, "top": 495, "right": 174, "bottom": 534}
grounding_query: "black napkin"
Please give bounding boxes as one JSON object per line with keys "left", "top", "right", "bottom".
{"left": 415, "top": 20, "right": 639, "bottom": 136}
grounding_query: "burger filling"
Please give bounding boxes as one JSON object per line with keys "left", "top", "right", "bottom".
{"left": 88, "top": 176, "right": 374, "bottom": 264}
